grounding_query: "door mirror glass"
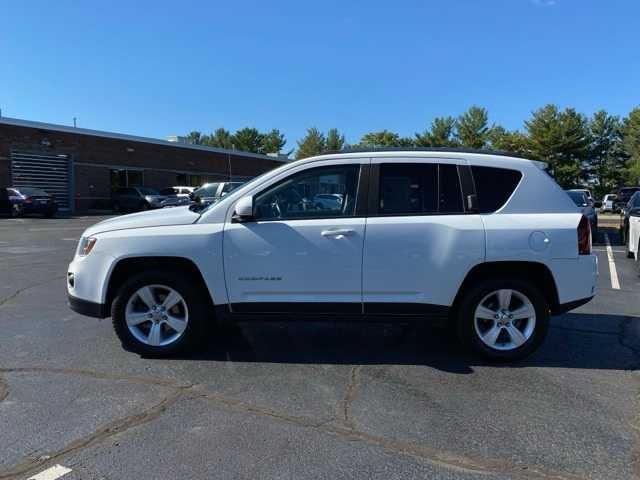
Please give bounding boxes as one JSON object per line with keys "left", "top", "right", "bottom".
{"left": 233, "top": 195, "right": 254, "bottom": 221}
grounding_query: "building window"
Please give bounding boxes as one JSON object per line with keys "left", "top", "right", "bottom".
{"left": 110, "top": 168, "right": 144, "bottom": 191}
{"left": 176, "top": 173, "right": 188, "bottom": 185}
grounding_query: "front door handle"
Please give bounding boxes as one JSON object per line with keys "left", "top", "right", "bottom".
{"left": 321, "top": 228, "right": 355, "bottom": 238}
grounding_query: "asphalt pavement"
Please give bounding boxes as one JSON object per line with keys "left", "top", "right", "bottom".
{"left": 0, "top": 214, "right": 639, "bottom": 480}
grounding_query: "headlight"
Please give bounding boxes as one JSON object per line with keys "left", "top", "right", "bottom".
{"left": 77, "top": 237, "right": 97, "bottom": 257}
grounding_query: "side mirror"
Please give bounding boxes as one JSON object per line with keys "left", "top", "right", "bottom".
{"left": 232, "top": 195, "right": 254, "bottom": 222}
{"left": 594, "top": 201, "right": 602, "bottom": 208}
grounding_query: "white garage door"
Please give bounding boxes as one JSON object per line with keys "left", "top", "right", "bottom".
{"left": 11, "top": 150, "right": 72, "bottom": 211}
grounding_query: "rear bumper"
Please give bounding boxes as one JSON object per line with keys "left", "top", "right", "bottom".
{"left": 68, "top": 294, "right": 109, "bottom": 318}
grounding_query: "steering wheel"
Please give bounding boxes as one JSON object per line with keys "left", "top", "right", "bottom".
{"left": 270, "top": 197, "right": 282, "bottom": 218}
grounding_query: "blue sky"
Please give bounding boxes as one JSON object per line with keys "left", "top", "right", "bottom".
{"left": 1, "top": 0, "right": 639, "bottom": 151}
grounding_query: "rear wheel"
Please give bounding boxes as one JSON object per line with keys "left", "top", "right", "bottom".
{"left": 112, "top": 270, "right": 208, "bottom": 356}
{"left": 456, "top": 278, "right": 549, "bottom": 362}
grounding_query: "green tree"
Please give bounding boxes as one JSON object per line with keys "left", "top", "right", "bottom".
{"left": 587, "top": 111, "right": 626, "bottom": 196}
{"left": 415, "top": 116, "right": 458, "bottom": 147}
{"left": 622, "top": 107, "right": 640, "bottom": 185}
{"left": 232, "top": 127, "right": 264, "bottom": 153}
{"left": 296, "top": 127, "right": 326, "bottom": 159}
{"left": 326, "top": 128, "right": 346, "bottom": 151}
{"left": 525, "top": 105, "right": 590, "bottom": 188}
{"left": 488, "top": 127, "right": 531, "bottom": 157}
{"left": 261, "top": 128, "right": 286, "bottom": 154}
{"left": 457, "top": 106, "right": 490, "bottom": 148}
{"left": 203, "top": 128, "right": 234, "bottom": 149}
{"left": 358, "top": 130, "right": 413, "bottom": 148}
{"left": 185, "top": 131, "right": 203, "bottom": 145}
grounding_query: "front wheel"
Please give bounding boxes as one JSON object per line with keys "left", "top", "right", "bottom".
{"left": 456, "top": 278, "right": 549, "bottom": 362}
{"left": 112, "top": 271, "right": 208, "bottom": 356}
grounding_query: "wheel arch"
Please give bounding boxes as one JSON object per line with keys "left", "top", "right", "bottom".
{"left": 105, "top": 256, "right": 214, "bottom": 311}
{"left": 452, "top": 261, "right": 559, "bottom": 315}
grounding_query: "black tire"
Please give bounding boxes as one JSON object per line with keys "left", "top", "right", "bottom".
{"left": 11, "top": 204, "right": 23, "bottom": 217}
{"left": 456, "top": 277, "right": 549, "bottom": 362}
{"left": 626, "top": 230, "right": 634, "bottom": 258}
{"left": 111, "top": 270, "right": 209, "bottom": 357}
{"left": 44, "top": 210, "right": 55, "bottom": 218}
{"left": 141, "top": 202, "right": 150, "bottom": 211}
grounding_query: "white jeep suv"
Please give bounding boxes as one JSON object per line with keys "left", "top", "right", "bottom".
{"left": 68, "top": 150, "right": 598, "bottom": 361}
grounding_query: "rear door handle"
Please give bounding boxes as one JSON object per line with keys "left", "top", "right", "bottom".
{"left": 321, "top": 228, "right": 355, "bottom": 237}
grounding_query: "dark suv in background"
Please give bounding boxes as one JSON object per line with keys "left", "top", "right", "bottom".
{"left": 112, "top": 187, "right": 166, "bottom": 212}
{"left": 615, "top": 187, "right": 640, "bottom": 213}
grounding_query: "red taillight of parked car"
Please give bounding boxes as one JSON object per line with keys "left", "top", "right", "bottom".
{"left": 577, "top": 215, "right": 591, "bottom": 255}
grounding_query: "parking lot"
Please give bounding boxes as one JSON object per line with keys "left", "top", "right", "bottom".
{"left": 0, "top": 215, "right": 639, "bottom": 480}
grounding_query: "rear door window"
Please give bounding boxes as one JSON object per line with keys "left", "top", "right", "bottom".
{"left": 471, "top": 166, "right": 522, "bottom": 213}
{"left": 377, "top": 163, "right": 465, "bottom": 215}
{"left": 438, "top": 164, "right": 464, "bottom": 213}
{"left": 379, "top": 163, "right": 438, "bottom": 214}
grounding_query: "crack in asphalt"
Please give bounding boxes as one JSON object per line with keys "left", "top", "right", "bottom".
{"left": 337, "top": 365, "right": 360, "bottom": 430}
{"left": 0, "top": 366, "right": 589, "bottom": 480}
{"left": 0, "top": 275, "right": 65, "bottom": 307}
{"left": 0, "top": 388, "right": 185, "bottom": 480}
{"left": 0, "top": 372, "right": 8, "bottom": 403}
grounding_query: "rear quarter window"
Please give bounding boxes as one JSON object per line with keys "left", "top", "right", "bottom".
{"left": 471, "top": 166, "right": 522, "bottom": 213}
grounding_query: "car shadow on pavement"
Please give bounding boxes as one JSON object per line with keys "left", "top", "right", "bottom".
{"left": 171, "top": 312, "right": 640, "bottom": 374}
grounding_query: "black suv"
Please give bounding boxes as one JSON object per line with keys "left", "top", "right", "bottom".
{"left": 112, "top": 187, "right": 166, "bottom": 212}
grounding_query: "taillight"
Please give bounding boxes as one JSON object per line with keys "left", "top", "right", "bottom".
{"left": 577, "top": 215, "right": 591, "bottom": 255}
{"left": 24, "top": 196, "right": 32, "bottom": 204}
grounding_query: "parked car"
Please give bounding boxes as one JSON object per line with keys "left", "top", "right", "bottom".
{"left": 112, "top": 187, "right": 166, "bottom": 212}
{"left": 567, "top": 188, "right": 593, "bottom": 204}
{"left": 620, "top": 191, "right": 640, "bottom": 258}
{"left": 566, "top": 190, "right": 597, "bottom": 234}
{"left": 601, "top": 193, "right": 617, "bottom": 213}
{"left": 8, "top": 187, "right": 58, "bottom": 217}
{"left": 158, "top": 186, "right": 195, "bottom": 208}
{"left": 191, "top": 182, "right": 244, "bottom": 205}
{"left": 614, "top": 187, "right": 640, "bottom": 213}
{"left": 0, "top": 188, "right": 23, "bottom": 217}
{"left": 68, "top": 150, "right": 597, "bottom": 362}
{"left": 313, "top": 193, "right": 344, "bottom": 210}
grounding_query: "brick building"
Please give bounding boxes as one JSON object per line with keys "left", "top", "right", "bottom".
{"left": 0, "top": 117, "right": 285, "bottom": 213}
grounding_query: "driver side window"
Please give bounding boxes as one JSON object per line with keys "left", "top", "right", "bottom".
{"left": 253, "top": 165, "right": 360, "bottom": 221}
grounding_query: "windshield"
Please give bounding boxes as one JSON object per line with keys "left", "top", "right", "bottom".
{"left": 194, "top": 183, "right": 221, "bottom": 197}
{"left": 567, "top": 191, "right": 586, "bottom": 206}
{"left": 137, "top": 187, "right": 159, "bottom": 195}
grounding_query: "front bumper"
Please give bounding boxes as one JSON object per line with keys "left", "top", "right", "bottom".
{"left": 68, "top": 294, "right": 109, "bottom": 318}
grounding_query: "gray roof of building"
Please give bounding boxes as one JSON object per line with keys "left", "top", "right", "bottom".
{"left": 0, "top": 116, "right": 286, "bottom": 162}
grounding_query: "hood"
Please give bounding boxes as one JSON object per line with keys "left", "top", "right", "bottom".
{"left": 83, "top": 206, "right": 200, "bottom": 236}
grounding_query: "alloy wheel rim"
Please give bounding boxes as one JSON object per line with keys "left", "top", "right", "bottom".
{"left": 473, "top": 289, "right": 536, "bottom": 351}
{"left": 125, "top": 284, "right": 189, "bottom": 347}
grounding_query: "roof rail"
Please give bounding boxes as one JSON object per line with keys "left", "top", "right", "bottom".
{"left": 323, "top": 146, "right": 528, "bottom": 159}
